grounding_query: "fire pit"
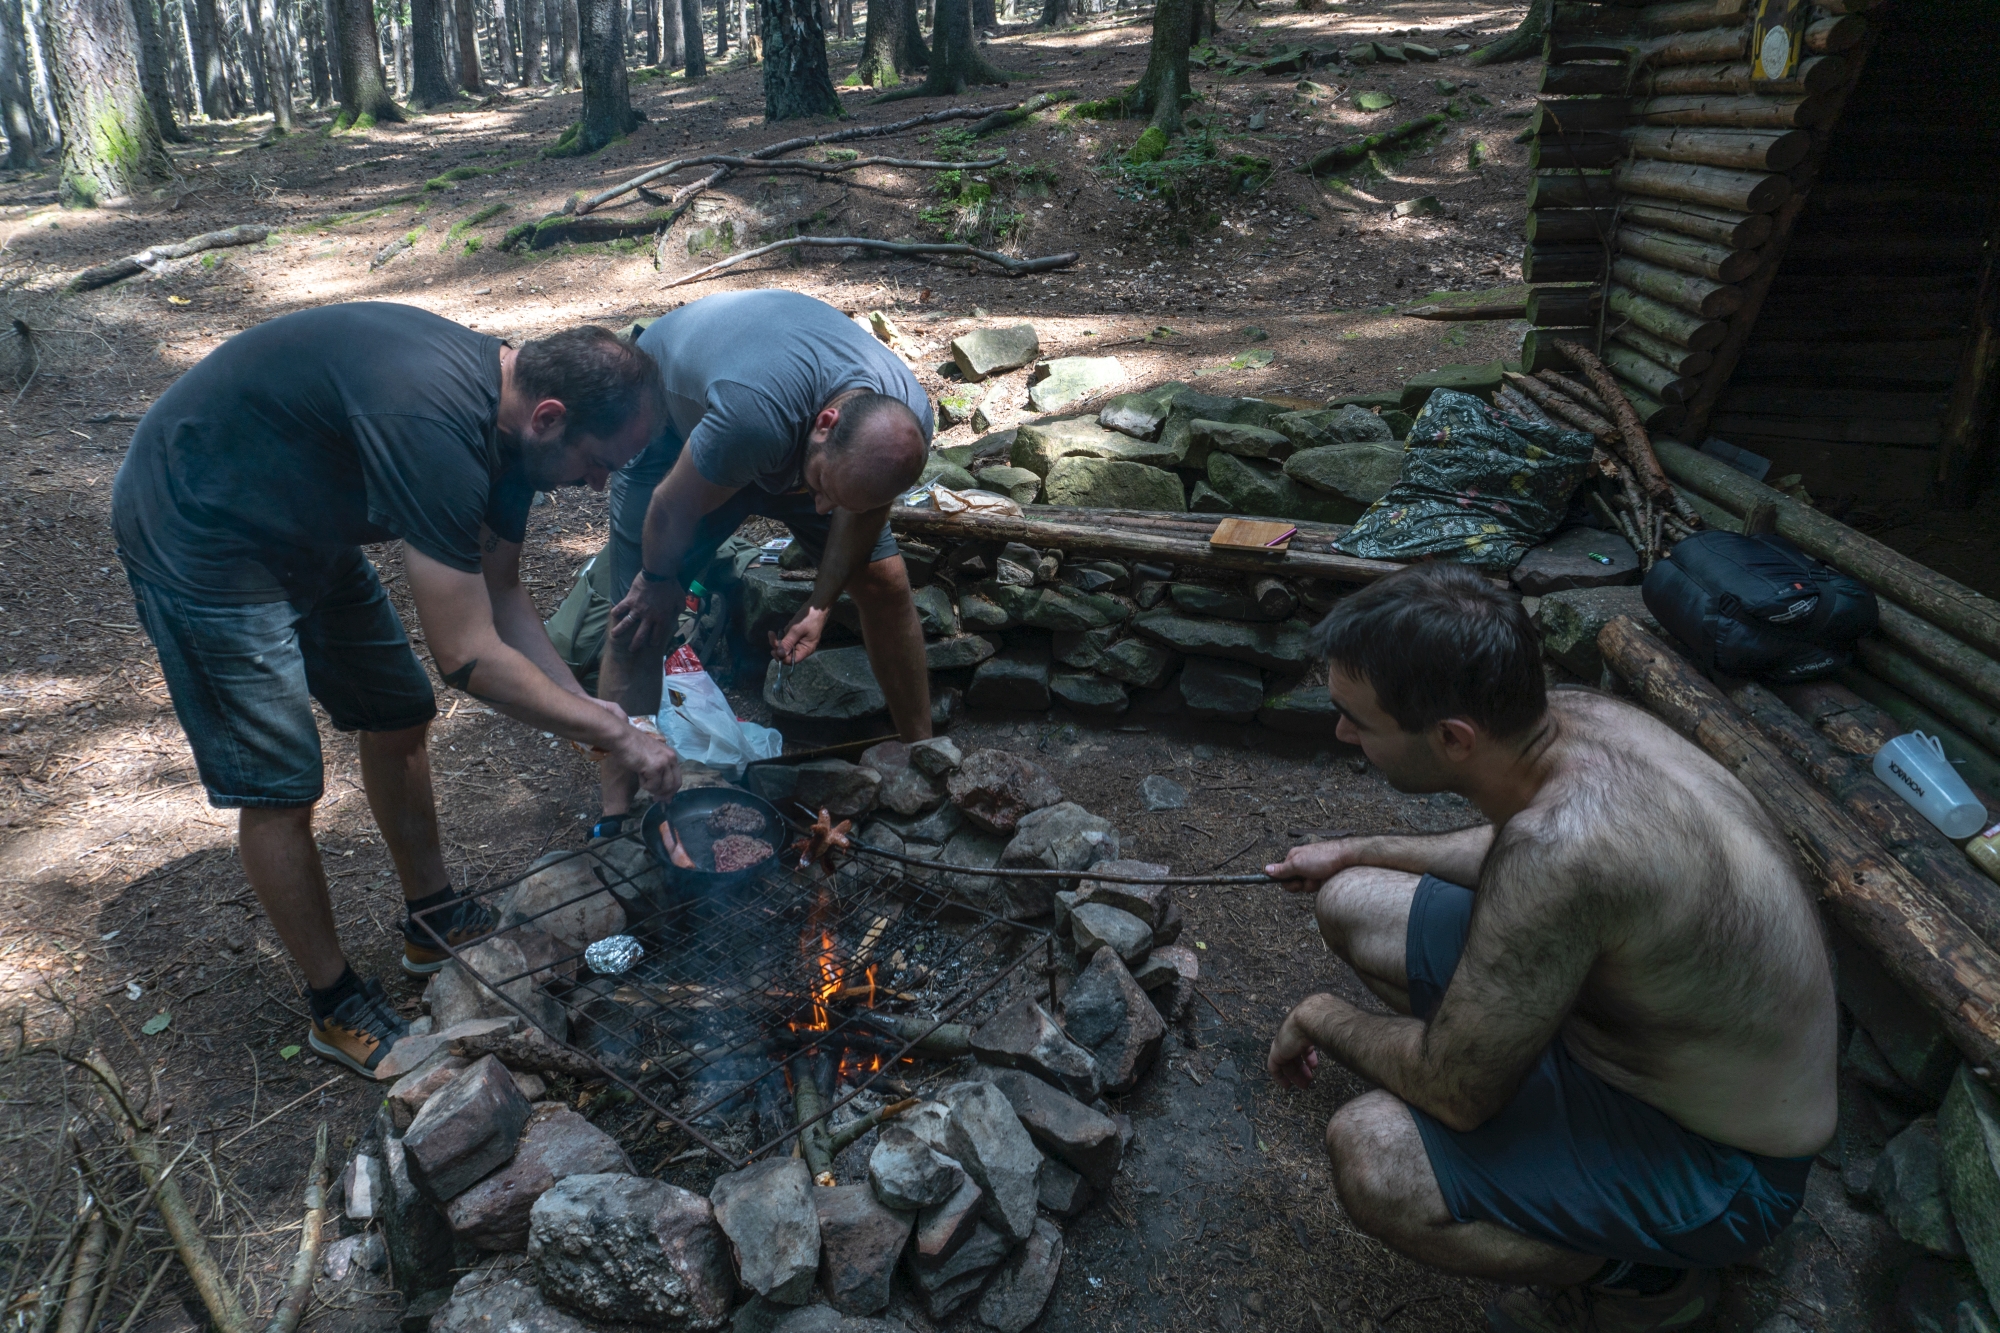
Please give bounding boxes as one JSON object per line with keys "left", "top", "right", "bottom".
{"left": 410, "top": 809, "right": 1057, "bottom": 1173}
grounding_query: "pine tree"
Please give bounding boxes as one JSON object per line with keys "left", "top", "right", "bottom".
{"left": 759, "top": 0, "right": 836, "bottom": 118}
{"left": 44, "top": 0, "right": 172, "bottom": 202}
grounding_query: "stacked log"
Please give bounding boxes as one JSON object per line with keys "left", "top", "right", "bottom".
{"left": 1514, "top": 0, "right": 1886, "bottom": 436}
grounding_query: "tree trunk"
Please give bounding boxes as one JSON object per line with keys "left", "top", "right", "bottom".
{"left": 518, "top": 0, "right": 540, "bottom": 77}
{"left": 165, "top": 0, "right": 198, "bottom": 119}
{"left": 310, "top": 0, "right": 331, "bottom": 101}
{"left": 758, "top": 0, "right": 833, "bottom": 117}
{"left": 497, "top": 0, "right": 517, "bottom": 77}
{"left": 969, "top": 0, "right": 989, "bottom": 28}
{"left": 1468, "top": 0, "right": 1548, "bottom": 65}
{"left": 1037, "top": 0, "right": 1065, "bottom": 28}
{"left": 450, "top": 0, "right": 480, "bottom": 88}
{"left": 1189, "top": 0, "right": 1212, "bottom": 42}
{"left": 333, "top": 0, "right": 400, "bottom": 121}
{"left": 557, "top": 0, "right": 577, "bottom": 82}
{"left": 237, "top": 0, "right": 267, "bottom": 110}
{"left": 708, "top": 0, "right": 721, "bottom": 54}
{"left": 0, "top": 0, "right": 42, "bottom": 163}
{"left": 1120, "top": 0, "right": 1187, "bottom": 131}
{"left": 910, "top": 0, "right": 996, "bottom": 92}
{"left": 656, "top": 0, "right": 676, "bottom": 64}
{"left": 43, "top": 0, "right": 170, "bottom": 201}
{"left": 383, "top": 2, "right": 405, "bottom": 93}
{"left": 124, "top": 0, "right": 185, "bottom": 138}
{"left": 560, "top": 0, "right": 633, "bottom": 146}
{"left": 190, "top": 0, "right": 230, "bottom": 114}
{"left": 407, "top": 0, "right": 451, "bottom": 100}
{"left": 854, "top": 0, "right": 900, "bottom": 83}
{"left": 254, "top": 0, "right": 290, "bottom": 124}
{"left": 677, "top": 0, "right": 699, "bottom": 71}
{"left": 641, "top": 0, "right": 655, "bottom": 61}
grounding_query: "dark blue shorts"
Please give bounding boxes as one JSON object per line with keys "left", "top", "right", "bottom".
{"left": 607, "top": 426, "right": 899, "bottom": 595}
{"left": 125, "top": 552, "right": 436, "bottom": 809}
{"left": 1405, "top": 875, "right": 1812, "bottom": 1268}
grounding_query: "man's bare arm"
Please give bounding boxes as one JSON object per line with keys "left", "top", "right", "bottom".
{"left": 1270, "top": 826, "right": 1601, "bottom": 1129}
{"left": 405, "top": 546, "right": 679, "bottom": 793}
{"left": 480, "top": 528, "right": 596, "bottom": 696}
{"left": 610, "top": 450, "right": 740, "bottom": 652}
{"left": 771, "top": 504, "right": 891, "bottom": 666}
{"left": 1266, "top": 824, "right": 1495, "bottom": 894}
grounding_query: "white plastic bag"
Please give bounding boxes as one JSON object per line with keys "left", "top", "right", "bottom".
{"left": 932, "top": 485, "right": 1024, "bottom": 518}
{"left": 656, "top": 645, "right": 783, "bottom": 776}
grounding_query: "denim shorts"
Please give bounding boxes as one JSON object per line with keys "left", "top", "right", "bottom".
{"left": 124, "top": 550, "right": 437, "bottom": 808}
{"left": 606, "top": 426, "right": 899, "bottom": 595}
{"left": 1404, "top": 875, "right": 1813, "bottom": 1268}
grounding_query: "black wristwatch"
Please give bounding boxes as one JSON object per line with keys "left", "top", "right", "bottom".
{"left": 641, "top": 568, "right": 675, "bottom": 583}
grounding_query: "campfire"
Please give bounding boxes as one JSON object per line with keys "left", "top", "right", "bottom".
{"left": 381, "top": 745, "right": 1192, "bottom": 1330}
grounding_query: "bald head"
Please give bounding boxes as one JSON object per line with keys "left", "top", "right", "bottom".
{"left": 813, "top": 390, "right": 929, "bottom": 510}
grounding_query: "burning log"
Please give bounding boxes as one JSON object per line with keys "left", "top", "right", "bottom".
{"left": 827, "top": 1098, "right": 920, "bottom": 1156}
{"left": 790, "top": 1056, "right": 836, "bottom": 1185}
{"left": 855, "top": 1012, "right": 975, "bottom": 1057}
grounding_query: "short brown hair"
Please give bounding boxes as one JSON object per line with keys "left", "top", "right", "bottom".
{"left": 513, "top": 326, "right": 662, "bottom": 440}
{"left": 1308, "top": 563, "right": 1546, "bottom": 738}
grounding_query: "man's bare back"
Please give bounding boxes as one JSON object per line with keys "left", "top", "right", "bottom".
{"left": 1490, "top": 689, "right": 1836, "bottom": 1158}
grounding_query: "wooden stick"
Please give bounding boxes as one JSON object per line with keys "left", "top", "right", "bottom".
{"left": 826, "top": 1099, "right": 919, "bottom": 1156}
{"left": 1855, "top": 639, "right": 2000, "bottom": 755}
{"left": 969, "top": 90, "right": 1077, "bottom": 136}
{"left": 1726, "top": 681, "right": 2000, "bottom": 950}
{"left": 667, "top": 236, "right": 1078, "bottom": 287}
{"left": 259, "top": 1123, "right": 327, "bottom": 1333}
{"left": 1878, "top": 602, "right": 2000, "bottom": 716}
{"left": 1503, "top": 371, "right": 1618, "bottom": 439}
{"left": 576, "top": 103, "right": 1021, "bottom": 214}
{"left": 850, "top": 836, "right": 1275, "bottom": 885}
{"left": 790, "top": 1057, "right": 835, "bottom": 1185}
{"left": 1552, "top": 339, "right": 1676, "bottom": 503}
{"left": 1536, "top": 369, "right": 1610, "bottom": 415}
{"left": 1298, "top": 112, "right": 1449, "bottom": 175}
{"left": 1495, "top": 385, "right": 1554, "bottom": 424}
{"left": 67, "top": 1052, "right": 250, "bottom": 1333}
{"left": 1598, "top": 616, "right": 2000, "bottom": 1082}
{"left": 70, "top": 226, "right": 270, "bottom": 292}
{"left": 625, "top": 151, "right": 1007, "bottom": 177}
{"left": 887, "top": 507, "right": 1410, "bottom": 584}
{"left": 52, "top": 1209, "right": 108, "bottom": 1333}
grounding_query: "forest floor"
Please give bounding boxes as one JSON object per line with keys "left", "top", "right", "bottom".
{"left": 0, "top": 2, "right": 1964, "bottom": 1331}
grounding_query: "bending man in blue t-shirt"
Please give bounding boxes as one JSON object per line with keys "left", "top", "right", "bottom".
{"left": 112, "top": 303, "right": 672, "bottom": 1076}
{"left": 1263, "top": 564, "right": 1837, "bottom": 1333}
{"left": 594, "top": 289, "right": 933, "bottom": 833}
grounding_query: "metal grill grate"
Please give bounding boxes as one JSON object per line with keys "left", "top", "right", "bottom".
{"left": 411, "top": 826, "right": 1052, "bottom": 1171}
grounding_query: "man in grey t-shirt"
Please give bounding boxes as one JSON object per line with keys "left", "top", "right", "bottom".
{"left": 595, "top": 290, "right": 933, "bottom": 831}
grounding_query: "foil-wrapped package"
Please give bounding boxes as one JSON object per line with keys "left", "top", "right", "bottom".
{"left": 585, "top": 934, "right": 644, "bottom": 975}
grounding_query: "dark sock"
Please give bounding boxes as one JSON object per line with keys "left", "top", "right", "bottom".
{"left": 1591, "top": 1261, "right": 1682, "bottom": 1296}
{"left": 403, "top": 886, "right": 458, "bottom": 924}
{"left": 308, "top": 965, "right": 363, "bottom": 1020}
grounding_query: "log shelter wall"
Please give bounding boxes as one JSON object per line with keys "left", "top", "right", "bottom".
{"left": 1519, "top": 0, "right": 2000, "bottom": 505}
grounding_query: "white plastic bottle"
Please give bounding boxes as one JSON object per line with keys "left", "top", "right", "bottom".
{"left": 1873, "top": 732, "right": 1989, "bottom": 840}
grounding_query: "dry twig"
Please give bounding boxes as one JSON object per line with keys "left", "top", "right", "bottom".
{"left": 666, "top": 236, "right": 1078, "bottom": 288}
{"left": 69, "top": 227, "right": 270, "bottom": 293}
{"left": 259, "top": 1123, "right": 327, "bottom": 1333}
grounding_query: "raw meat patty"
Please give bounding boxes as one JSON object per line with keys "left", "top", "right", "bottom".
{"left": 711, "top": 834, "right": 774, "bottom": 873}
{"left": 707, "top": 802, "right": 766, "bottom": 836}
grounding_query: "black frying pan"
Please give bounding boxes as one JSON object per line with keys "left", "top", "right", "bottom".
{"left": 641, "top": 786, "right": 787, "bottom": 894}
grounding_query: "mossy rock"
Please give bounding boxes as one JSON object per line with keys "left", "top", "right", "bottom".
{"left": 1128, "top": 126, "right": 1169, "bottom": 164}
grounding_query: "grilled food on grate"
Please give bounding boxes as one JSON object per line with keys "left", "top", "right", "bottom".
{"left": 707, "top": 802, "right": 767, "bottom": 836}
{"left": 711, "top": 834, "right": 775, "bottom": 873}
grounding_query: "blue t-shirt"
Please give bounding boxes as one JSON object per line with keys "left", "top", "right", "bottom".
{"left": 636, "top": 290, "right": 934, "bottom": 495}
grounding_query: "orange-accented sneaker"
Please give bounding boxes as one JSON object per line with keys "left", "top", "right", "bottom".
{"left": 401, "top": 895, "right": 496, "bottom": 975}
{"left": 1487, "top": 1268, "right": 1719, "bottom": 1333}
{"left": 307, "top": 977, "right": 409, "bottom": 1077}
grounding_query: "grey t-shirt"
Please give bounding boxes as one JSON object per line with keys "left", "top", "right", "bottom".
{"left": 112, "top": 303, "right": 531, "bottom": 603}
{"left": 635, "top": 290, "right": 934, "bottom": 494}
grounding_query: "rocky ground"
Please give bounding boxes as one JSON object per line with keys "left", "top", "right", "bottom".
{"left": 1, "top": 0, "right": 1996, "bottom": 1330}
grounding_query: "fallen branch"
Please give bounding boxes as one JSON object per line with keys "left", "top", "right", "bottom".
{"left": 1397, "top": 284, "right": 1530, "bottom": 321}
{"left": 1553, "top": 338, "right": 1676, "bottom": 505}
{"left": 969, "top": 90, "right": 1078, "bottom": 136}
{"left": 576, "top": 103, "right": 1020, "bottom": 216}
{"left": 52, "top": 1208, "right": 108, "bottom": 1333}
{"left": 632, "top": 152, "right": 1006, "bottom": 177}
{"left": 826, "top": 1098, "right": 918, "bottom": 1155}
{"left": 1502, "top": 371, "right": 1616, "bottom": 439}
{"left": 70, "top": 226, "right": 269, "bottom": 292}
{"left": 68, "top": 1051, "right": 251, "bottom": 1333}
{"left": 666, "top": 236, "right": 1079, "bottom": 287}
{"left": 1298, "top": 112, "right": 1448, "bottom": 175}
{"left": 260, "top": 1123, "right": 327, "bottom": 1333}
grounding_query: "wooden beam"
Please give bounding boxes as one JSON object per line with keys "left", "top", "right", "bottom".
{"left": 1626, "top": 125, "right": 1813, "bottom": 172}
{"left": 1598, "top": 616, "right": 2000, "bottom": 1081}
{"left": 1617, "top": 224, "right": 1763, "bottom": 281}
{"left": 1607, "top": 283, "right": 1729, "bottom": 349}
{"left": 1615, "top": 158, "right": 1791, "bottom": 213}
{"left": 1653, "top": 438, "right": 2000, "bottom": 661}
{"left": 1610, "top": 322, "right": 1715, "bottom": 375}
{"left": 1632, "top": 93, "right": 1828, "bottom": 128}
{"left": 1622, "top": 198, "right": 1773, "bottom": 249}
{"left": 1933, "top": 224, "right": 2000, "bottom": 505}
{"left": 1612, "top": 255, "right": 1744, "bottom": 318}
